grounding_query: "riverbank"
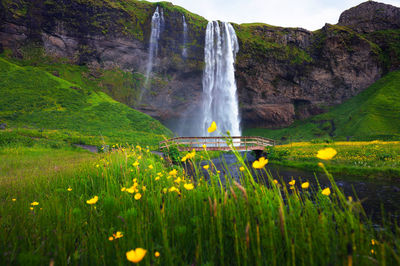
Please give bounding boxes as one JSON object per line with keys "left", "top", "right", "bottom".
{"left": 267, "top": 141, "right": 400, "bottom": 179}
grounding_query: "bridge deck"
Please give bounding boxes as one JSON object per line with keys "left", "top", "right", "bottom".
{"left": 159, "top": 136, "right": 274, "bottom": 152}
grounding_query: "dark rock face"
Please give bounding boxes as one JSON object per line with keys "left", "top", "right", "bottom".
{"left": 0, "top": 0, "right": 399, "bottom": 130}
{"left": 338, "top": 1, "right": 400, "bottom": 33}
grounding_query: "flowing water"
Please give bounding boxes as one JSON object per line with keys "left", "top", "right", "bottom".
{"left": 191, "top": 152, "right": 400, "bottom": 222}
{"left": 182, "top": 15, "right": 188, "bottom": 57}
{"left": 143, "top": 7, "right": 164, "bottom": 94}
{"left": 201, "top": 21, "right": 241, "bottom": 137}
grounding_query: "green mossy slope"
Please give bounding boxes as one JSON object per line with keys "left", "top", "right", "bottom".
{"left": 244, "top": 70, "right": 400, "bottom": 141}
{"left": 0, "top": 57, "right": 171, "bottom": 145}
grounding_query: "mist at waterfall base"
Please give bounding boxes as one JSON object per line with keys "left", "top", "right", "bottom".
{"left": 176, "top": 21, "right": 241, "bottom": 137}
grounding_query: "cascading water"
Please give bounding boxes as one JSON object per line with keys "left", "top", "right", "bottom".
{"left": 143, "top": 7, "right": 164, "bottom": 91}
{"left": 182, "top": 15, "right": 188, "bottom": 57}
{"left": 201, "top": 21, "right": 241, "bottom": 137}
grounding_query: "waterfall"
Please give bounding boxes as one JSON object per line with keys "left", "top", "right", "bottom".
{"left": 143, "top": 7, "right": 164, "bottom": 91}
{"left": 182, "top": 15, "right": 188, "bottom": 57}
{"left": 201, "top": 21, "right": 241, "bottom": 137}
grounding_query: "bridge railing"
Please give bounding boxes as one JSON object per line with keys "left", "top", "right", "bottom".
{"left": 159, "top": 136, "right": 275, "bottom": 151}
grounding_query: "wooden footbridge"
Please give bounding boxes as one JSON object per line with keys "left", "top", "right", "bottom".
{"left": 159, "top": 136, "right": 275, "bottom": 152}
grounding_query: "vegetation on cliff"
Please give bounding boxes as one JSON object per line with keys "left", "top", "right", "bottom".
{"left": 0, "top": 55, "right": 171, "bottom": 146}
{"left": 244, "top": 70, "right": 400, "bottom": 141}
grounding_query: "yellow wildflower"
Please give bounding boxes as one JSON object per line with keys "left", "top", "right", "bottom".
{"left": 371, "top": 239, "right": 376, "bottom": 245}
{"left": 184, "top": 183, "right": 194, "bottom": 190}
{"left": 126, "top": 187, "right": 135, "bottom": 194}
{"left": 162, "top": 188, "right": 167, "bottom": 194}
{"left": 30, "top": 207, "right": 34, "bottom": 211}
{"left": 301, "top": 182, "right": 309, "bottom": 189}
{"left": 318, "top": 162, "right": 324, "bottom": 167}
{"left": 86, "top": 196, "right": 98, "bottom": 205}
{"left": 174, "top": 177, "right": 182, "bottom": 183}
{"left": 316, "top": 148, "right": 337, "bottom": 160}
{"left": 136, "top": 145, "right": 141, "bottom": 151}
{"left": 134, "top": 193, "right": 142, "bottom": 200}
{"left": 290, "top": 186, "right": 295, "bottom": 190}
{"left": 31, "top": 202, "right": 39, "bottom": 206}
{"left": 288, "top": 180, "right": 295, "bottom": 186}
{"left": 273, "top": 179, "right": 278, "bottom": 184}
{"left": 12, "top": 198, "right": 16, "bottom": 202}
{"left": 113, "top": 231, "right": 123, "bottom": 239}
{"left": 133, "top": 161, "right": 139, "bottom": 167}
{"left": 239, "top": 166, "right": 245, "bottom": 172}
{"left": 126, "top": 248, "right": 147, "bottom": 263}
{"left": 121, "top": 187, "right": 126, "bottom": 192}
{"left": 322, "top": 187, "right": 331, "bottom": 196}
{"left": 109, "top": 236, "right": 114, "bottom": 241}
{"left": 142, "top": 186, "right": 146, "bottom": 191}
{"left": 154, "top": 251, "right": 160, "bottom": 257}
{"left": 203, "top": 165, "right": 209, "bottom": 170}
{"left": 169, "top": 169, "right": 178, "bottom": 176}
{"left": 155, "top": 176, "right": 160, "bottom": 181}
{"left": 148, "top": 165, "right": 153, "bottom": 170}
{"left": 67, "top": 187, "right": 72, "bottom": 191}
{"left": 252, "top": 157, "right": 268, "bottom": 169}
{"left": 181, "top": 155, "right": 188, "bottom": 162}
{"left": 207, "top": 121, "right": 217, "bottom": 133}
{"left": 202, "top": 144, "right": 207, "bottom": 150}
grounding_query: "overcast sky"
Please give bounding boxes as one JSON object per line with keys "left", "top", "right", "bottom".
{"left": 145, "top": 0, "right": 400, "bottom": 30}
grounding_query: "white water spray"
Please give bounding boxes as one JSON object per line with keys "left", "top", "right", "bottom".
{"left": 143, "top": 7, "right": 164, "bottom": 90}
{"left": 182, "top": 15, "right": 188, "bottom": 57}
{"left": 201, "top": 21, "right": 241, "bottom": 136}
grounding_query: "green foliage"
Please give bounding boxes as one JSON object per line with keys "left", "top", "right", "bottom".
{"left": 0, "top": 144, "right": 399, "bottom": 265}
{"left": 0, "top": 56, "right": 171, "bottom": 146}
{"left": 235, "top": 23, "right": 313, "bottom": 65}
{"left": 244, "top": 70, "right": 400, "bottom": 141}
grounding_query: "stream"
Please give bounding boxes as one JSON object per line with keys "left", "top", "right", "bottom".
{"left": 194, "top": 152, "right": 400, "bottom": 222}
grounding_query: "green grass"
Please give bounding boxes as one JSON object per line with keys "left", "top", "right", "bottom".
{"left": 0, "top": 56, "right": 171, "bottom": 146}
{"left": 265, "top": 141, "right": 400, "bottom": 179}
{"left": 0, "top": 140, "right": 399, "bottom": 265}
{"left": 244, "top": 70, "right": 400, "bottom": 142}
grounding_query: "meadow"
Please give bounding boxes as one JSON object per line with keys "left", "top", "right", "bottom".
{"left": 1, "top": 138, "right": 399, "bottom": 265}
{"left": 266, "top": 141, "right": 400, "bottom": 178}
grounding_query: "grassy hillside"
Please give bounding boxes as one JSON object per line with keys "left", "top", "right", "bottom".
{"left": 244, "top": 70, "right": 400, "bottom": 141}
{"left": 0, "top": 57, "right": 171, "bottom": 146}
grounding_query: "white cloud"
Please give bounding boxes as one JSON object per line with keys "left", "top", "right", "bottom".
{"left": 144, "top": 0, "right": 400, "bottom": 30}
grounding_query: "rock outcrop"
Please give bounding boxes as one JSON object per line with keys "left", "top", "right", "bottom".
{"left": 0, "top": 0, "right": 399, "bottom": 131}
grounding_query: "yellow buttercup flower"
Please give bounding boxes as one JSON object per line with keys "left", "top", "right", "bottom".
{"left": 108, "top": 236, "right": 114, "bottom": 241}
{"left": 169, "top": 169, "right": 178, "bottom": 176}
{"left": 181, "top": 155, "right": 188, "bottom": 162}
{"left": 86, "top": 196, "right": 98, "bottom": 205}
{"left": 31, "top": 202, "right": 39, "bottom": 206}
{"left": 273, "top": 179, "right": 278, "bottom": 184}
{"left": 207, "top": 121, "right": 217, "bottom": 133}
{"left": 239, "top": 166, "right": 245, "bottom": 172}
{"left": 203, "top": 165, "right": 209, "bottom": 170}
{"left": 126, "top": 248, "right": 147, "bottom": 263}
{"left": 318, "top": 162, "right": 324, "bottom": 167}
{"left": 316, "top": 148, "right": 337, "bottom": 160}
{"left": 113, "top": 231, "right": 123, "bottom": 239}
{"left": 202, "top": 144, "right": 207, "bottom": 150}
{"left": 301, "top": 182, "right": 309, "bottom": 189}
{"left": 12, "top": 198, "right": 16, "bottom": 202}
{"left": 322, "top": 187, "right": 331, "bottom": 196}
{"left": 154, "top": 251, "right": 160, "bottom": 257}
{"left": 184, "top": 183, "right": 194, "bottom": 190}
{"left": 148, "top": 165, "right": 153, "bottom": 170}
{"left": 134, "top": 193, "right": 142, "bottom": 200}
{"left": 155, "top": 176, "right": 160, "bottom": 181}
{"left": 252, "top": 157, "right": 268, "bottom": 169}
{"left": 288, "top": 180, "right": 295, "bottom": 186}
{"left": 30, "top": 207, "right": 34, "bottom": 211}
{"left": 132, "top": 161, "right": 139, "bottom": 167}
{"left": 289, "top": 186, "right": 295, "bottom": 190}
{"left": 121, "top": 187, "right": 126, "bottom": 192}
{"left": 67, "top": 187, "right": 72, "bottom": 191}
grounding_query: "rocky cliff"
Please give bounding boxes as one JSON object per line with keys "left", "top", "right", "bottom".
{"left": 0, "top": 0, "right": 399, "bottom": 131}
